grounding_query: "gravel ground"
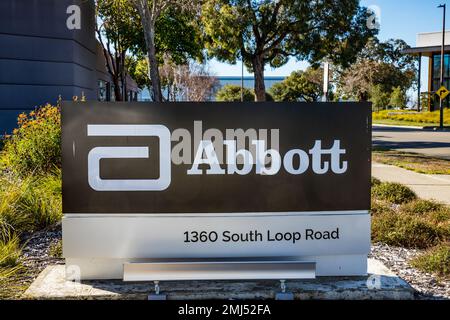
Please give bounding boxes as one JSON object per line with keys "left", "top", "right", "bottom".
{"left": 370, "top": 243, "right": 450, "bottom": 300}
{"left": 10, "top": 230, "right": 450, "bottom": 300}
{"left": 21, "top": 225, "right": 64, "bottom": 271}
{"left": 8, "top": 225, "right": 64, "bottom": 299}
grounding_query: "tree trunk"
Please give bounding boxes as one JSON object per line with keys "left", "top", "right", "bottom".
{"left": 145, "top": 28, "right": 163, "bottom": 102}
{"left": 134, "top": 1, "right": 163, "bottom": 102}
{"left": 252, "top": 56, "right": 266, "bottom": 102}
{"left": 113, "top": 78, "right": 122, "bottom": 101}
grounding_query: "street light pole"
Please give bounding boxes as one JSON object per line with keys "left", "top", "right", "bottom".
{"left": 438, "top": 4, "right": 446, "bottom": 129}
{"left": 241, "top": 57, "right": 244, "bottom": 102}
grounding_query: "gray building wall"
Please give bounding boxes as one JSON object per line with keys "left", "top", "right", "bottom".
{"left": 0, "top": 0, "right": 97, "bottom": 133}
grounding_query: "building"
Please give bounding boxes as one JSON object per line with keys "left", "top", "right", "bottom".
{"left": 0, "top": 0, "right": 138, "bottom": 133}
{"left": 138, "top": 76, "right": 286, "bottom": 101}
{"left": 216, "top": 76, "right": 285, "bottom": 91}
{"left": 404, "top": 31, "right": 450, "bottom": 111}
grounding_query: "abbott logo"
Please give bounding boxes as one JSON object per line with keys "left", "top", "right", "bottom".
{"left": 87, "top": 125, "right": 171, "bottom": 191}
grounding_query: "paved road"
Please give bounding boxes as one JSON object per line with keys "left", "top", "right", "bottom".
{"left": 372, "top": 162, "right": 450, "bottom": 205}
{"left": 372, "top": 125, "right": 450, "bottom": 160}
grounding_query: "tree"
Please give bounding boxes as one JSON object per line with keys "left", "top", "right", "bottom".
{"left": 337, "top": 38, "right": 417, "bottom": 101}
{"left": 173, "top": 63, "right": 220, "bottom": 102}
{"left": 270, "top": 68, "right": 323, "bottom": 102}
{"left": 129, "top": 57, "right": 219, "bottom": 101}
{"left": 370, "top": 84, "right": 390, "bottom": 111}
{"left": 390, "top": 86, "right": 407, "bottom": 109}
{"left": 216, "top": 85, "right": 255, "bottom": 102}
{"left": 202, "top": 0, "right": 376, "bottom": 102}
{"left": 215, "top": 84, "right": 273, "bottom": 101}
{"left": 96, "top": 0, "right": 142, "bottom": 101}
{"left": 129, "top": 0, "right": 200, "bottom": 102}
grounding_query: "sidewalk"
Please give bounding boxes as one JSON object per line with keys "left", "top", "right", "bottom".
{"left": 372, "top": 162, "right": 450, "bottom": 205}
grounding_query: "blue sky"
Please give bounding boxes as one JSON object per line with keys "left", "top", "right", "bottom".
{"left": 209, "top": 0, "right": 449, "bottom": 78}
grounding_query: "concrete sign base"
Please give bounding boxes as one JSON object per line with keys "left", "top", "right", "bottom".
{"left": 22, "top": 260, "right": 415, "bottom": 300}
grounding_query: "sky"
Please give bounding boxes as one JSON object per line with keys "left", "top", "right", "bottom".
{"left": 209, "top": 0, "right": 449, "bottom": 82}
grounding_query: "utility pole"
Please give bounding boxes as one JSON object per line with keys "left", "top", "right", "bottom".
{"left": 438, "top": 4, "right": 446, "bottom": 129}
{"left": 322, "top": 62, "right": 330, "bottom": 102}
{"left": 241, "top": 57, "right": 244, "bottom": 102}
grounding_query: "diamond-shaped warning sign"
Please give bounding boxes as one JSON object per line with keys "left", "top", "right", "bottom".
{"left": 436, "top": 86, "right": 450, "bottom": 100}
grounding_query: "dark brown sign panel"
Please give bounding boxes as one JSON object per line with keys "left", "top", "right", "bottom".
{"left": 62, "top": 102, "right": 371, "bottom": 214}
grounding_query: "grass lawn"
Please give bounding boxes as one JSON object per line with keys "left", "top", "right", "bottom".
{"left": 373, "top": 150, "right": 450, "bottom": 175}
{"left": 372, "top": 119, "right": 440, "bottom": 127}
{"left": 372, "top": 110, "right": 450, "bottom": 127}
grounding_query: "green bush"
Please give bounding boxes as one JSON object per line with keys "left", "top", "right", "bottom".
{"left": 371, "top": 200, "right": 394, "bottom": 216}
{"left": 0, "top": 171, "right": 62, "bottom": 235}
{"left": 2, "top": 105, "right": 61, "bottom": 177}
{"left": 371, "top": 182, "right": 417, "bottom": 204}
{"left": 412, "top": 243, "right": 450, "bottom": 278}
{"left": 372, "top": 211, "right": 446, "bottom": 249}
{"left": 215, "top": 84, "right": 273, "bottom": 102}
{"left": 0, "top": 234, "right": 21, "bottom": 269}
{"left": 49, "top": 240, "right": 63, "bottom": 258}
{"left": 401, "top": 200, "right": 445, "bottom": 215}
{"left": 373, "top": 109, "right": 450, "bottom": 125}
{"left": 216, "top": 85, "right": 254, "bottom": 102}
{"left": 389, "top": 86, "right": 407, "bottom": 109}
{"left": 371, "top": 177, "right": 381, "bottom": 187}
{"left": 370, "top": 84, "right": 391, "bottom": 111}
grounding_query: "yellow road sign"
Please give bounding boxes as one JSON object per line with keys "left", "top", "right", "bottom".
{"left": 436, "top": 86, "right": 450, "bottom": 100}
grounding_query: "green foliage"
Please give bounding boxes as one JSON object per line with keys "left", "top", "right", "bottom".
{"left": 2, "top": 105, "right": 60, "bottom": 177}
{"left": 401, "top": 200, "right": 445, "bottom": 216}
{"left": 0, "top": 171, "right": 62, "bottom": 236}
{"left": 371, "top": 177, "right": 381, "bottom": 187}
{"left": 373, "top": 109, "right": 450, "bottom": 125}
{"left": 0, "top": 233, "right": 22, "bottom": 280}
{"left": 215, "top": 85, "right": 255, "bottom": 102}
{"left": 371, "top": 182, "right": 449, "bottom": 249}
{"left": 202, "top": 0, "right": 376, "bottom": 100}
{"left": 412, "top": 243, "right": 450, "bottom": 278}
{"left": 389, "top": 86, "right": 407, "bottom": 109}
{"left": 270, "top": 68, "right": 323, "bottom": 102}
{"left": 49, "top": 241, "right": 63, "bottom": 259}
{"left": 372, "top": 211, "right": 447, "bottom": 249}
{"left": 371, "top": 182, "right": 417, "bottom": 205}
{"left": 337, "top": 38, "right": 417, "bottom": 101}
{"left": 0, "top": 234, "right": 21, "bottom": 269}
{"left": 154, "top": 9, "right": 204, "bottom": 65}
{"left": 369, "top": 85, "right": 390, "bottom": 111}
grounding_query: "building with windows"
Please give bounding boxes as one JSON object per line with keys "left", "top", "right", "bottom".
{"left": 404, "top": 31, "right": 450, "bottom": 111}
{"left": 138, "top": 76, "right": 286, "bottom": 101}
{"left": 0, "top": 0, "right": 138, "bottom": 133}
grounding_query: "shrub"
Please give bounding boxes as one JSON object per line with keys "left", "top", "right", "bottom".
{"left": 373, "top": 109, "right": 450, "bottom": 125}
{"left": 371, "top": 177, "right": 381, "bottom": 187}
{"left": 371, "top": 182, "right": 417, "bottom": 204}
{"left": 2, "top": 105, "right": 61, "bottom": 177}
{"left": 0, "top": 234, "right": 21, "bottom": 269}
{"left": 215, "top": 84, "right": 273, "bottom": 102}
{"left": 370, "top": 84, "right": 391, "bottom": 111}
{"left": 401, "top": 200, "right": 445, "bottom": 215}
{"left": 411, "top": 243, "right": 450, "bottom": 278}
{"left": 389, "top": 86, "right": 407, "bottom": 109}
{"left": 371, "top": 200, "right": 394, "bottom": 216}
{"left": 216, "top": 85, "right": 254, "bottom": 102}
{"left": 372, "top": 211, "right": 446, "bottom": 249}
{"left": 49, "top": 240, "right": 63, "bottom": 258}
{"left": 0, "top": 171, "right": 62, "bottom": 235}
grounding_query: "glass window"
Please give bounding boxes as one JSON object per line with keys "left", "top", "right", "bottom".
{"left": 98, "top": 80, "right": 108, "bottom": 101}
{"left": 110, "top": 85, "right": 116, "bottom": 102}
